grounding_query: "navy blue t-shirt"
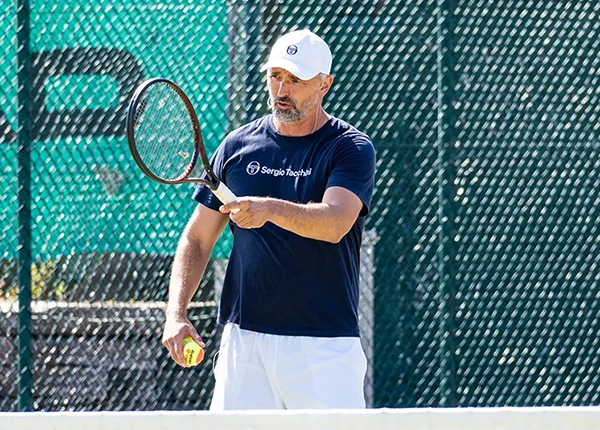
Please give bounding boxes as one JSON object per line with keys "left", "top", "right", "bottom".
{"left": 193, "top": 115, "right": 376, "bottom": 337}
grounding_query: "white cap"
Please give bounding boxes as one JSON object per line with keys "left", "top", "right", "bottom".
{"left": 260, "top": 29, "right": 332, "bottom": 80}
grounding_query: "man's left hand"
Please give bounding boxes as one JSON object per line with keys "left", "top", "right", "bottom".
{"left": 220, "top": 197, "right": 272, "bottom": 229}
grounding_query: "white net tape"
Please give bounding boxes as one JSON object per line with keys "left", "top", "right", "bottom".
{"left": 2, "top": 407, "right": 600, "bottom": 430}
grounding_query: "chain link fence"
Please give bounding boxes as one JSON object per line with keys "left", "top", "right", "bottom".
{"left": 1, "top": 0, "right": 600, "bottom": 411}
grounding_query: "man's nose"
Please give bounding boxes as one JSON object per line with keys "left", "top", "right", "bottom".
{"left": 277, "top": 81, "right": 290, "bottom": 97}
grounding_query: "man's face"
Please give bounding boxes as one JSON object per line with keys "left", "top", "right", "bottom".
{"left": 267, "top": 68, "right": 322, "bottom": 123}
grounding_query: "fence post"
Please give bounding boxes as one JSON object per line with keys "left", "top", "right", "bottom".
{"left": 244, "top": 0, "right": 265, "bottom": 123}
{"left": 437, "top": 0, "right": 458, "bottom": 407}
{"left": 16, "top": 0, "right": 33, "bottom": 411}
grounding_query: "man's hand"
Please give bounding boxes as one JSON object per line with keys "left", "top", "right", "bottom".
{"left": 162, "top": 316, "right": 205, "bottom": 368}
{"left": 219, "top": 197, "right": 273, "bottom": 229}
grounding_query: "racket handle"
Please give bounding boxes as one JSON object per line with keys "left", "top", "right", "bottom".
{"left": 212, "top": 181, "right": 238, "bottom": 206}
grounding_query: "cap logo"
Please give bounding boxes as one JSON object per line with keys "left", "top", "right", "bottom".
{"left": 286, "top": 45, "right": 298, "bottom": 55}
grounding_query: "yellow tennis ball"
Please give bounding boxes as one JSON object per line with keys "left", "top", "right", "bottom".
{"left": 182, "top": 336, "right": 204, "bottom": 366}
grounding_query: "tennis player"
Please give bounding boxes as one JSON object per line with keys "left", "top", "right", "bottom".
{"left": 162, "top": 29, "right": 376, "bottom": 410}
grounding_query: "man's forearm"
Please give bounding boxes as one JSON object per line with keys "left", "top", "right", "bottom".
{"left": 267, "top": 199, "right": 348, "bottom": 243}
{"left": 220, "top": 187, "right": 363, "bottom": 243}
{"left": 166, "top": 235, "right": 212, "bottom": 318}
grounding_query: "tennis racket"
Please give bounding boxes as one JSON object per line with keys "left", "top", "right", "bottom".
{"left": 126, "top": 78, "right": 237, "bottom": 205}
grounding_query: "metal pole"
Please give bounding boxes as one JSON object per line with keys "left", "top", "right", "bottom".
{"left": 437, "top": 0, "right": 458, "bottom": 407}
{"left": 16, "top": 0, "right": 33, "bottom": 412}
{"left": 244, "top": 0, "right": 264, "bottom": 122}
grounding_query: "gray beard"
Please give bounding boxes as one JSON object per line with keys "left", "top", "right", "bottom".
{"left": 272, "top": 106, "right": 303, "bottom": 123}
{"left": 268, "top": 93, "right": 320, "bottom": 124}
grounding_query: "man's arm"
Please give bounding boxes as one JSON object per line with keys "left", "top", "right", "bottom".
{"left": 162, "top": 204, "right": 229, "bottom": 367}
{"left": 219, "top": 186, "right": 363, "bottom": 243}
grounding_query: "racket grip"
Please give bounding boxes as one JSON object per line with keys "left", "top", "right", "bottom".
{"left": 212, "top": 181, "right": 237, "bottom": 205}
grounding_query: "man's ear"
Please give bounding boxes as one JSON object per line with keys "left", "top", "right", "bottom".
{"left": 320, "top": 75, "right": 334, "bottom": 96}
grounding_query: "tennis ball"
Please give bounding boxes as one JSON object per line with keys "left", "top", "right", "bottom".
{"left": 182, "top": 336, "right": 204, "bottom": 366}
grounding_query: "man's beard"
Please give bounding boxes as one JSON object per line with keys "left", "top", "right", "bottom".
{"left": 268, "top": 93, "right": 320, "bottom": 123}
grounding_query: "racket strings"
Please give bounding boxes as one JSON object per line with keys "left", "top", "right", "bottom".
{"left": 133, "top": 83, "right": 196, "bottom": 181}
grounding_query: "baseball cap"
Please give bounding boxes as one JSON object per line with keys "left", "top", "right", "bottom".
{"left": 260, "top": 29, "right": 332, "bottom": 81}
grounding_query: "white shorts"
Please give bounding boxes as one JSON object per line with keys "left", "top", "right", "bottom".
{"left": 210, "top": 323, "right": 367, "bottom": 410}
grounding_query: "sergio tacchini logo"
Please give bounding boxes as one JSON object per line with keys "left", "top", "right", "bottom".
{"left": 246, "top": 161, "right": 260, "bottom": 175}
{"left": 246, "top": 160, "right": 313, "bottom": 178}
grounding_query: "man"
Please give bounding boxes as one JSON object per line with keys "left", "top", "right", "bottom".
{"left": 161, "top": 29, "right": 376, "bottom": 410}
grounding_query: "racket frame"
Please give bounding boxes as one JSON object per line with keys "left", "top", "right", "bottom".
{"left": 126, "top": 77, "right": 219, "bottom": 189}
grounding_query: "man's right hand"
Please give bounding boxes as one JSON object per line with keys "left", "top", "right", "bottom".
{"left": 162, "top": 316, "right": 205, "bottom": 367}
